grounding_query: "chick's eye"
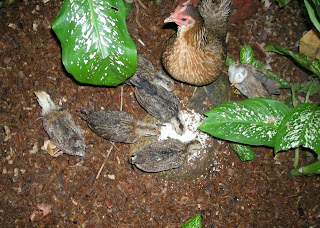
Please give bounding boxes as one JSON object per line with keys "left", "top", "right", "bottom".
{"left": 181, "top": 18, "right": 187, "bottom": 21}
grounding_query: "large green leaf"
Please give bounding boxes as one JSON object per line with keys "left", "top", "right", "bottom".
{"left": 265, "top": 44, "right": 320, "bottom": 78}
{"left": 275, "top": 103, "right": 320, "bottom": 154}
{"left": 52, "top": 0, "right": 137, "bottom": 86}
{"left": 229, "top": 143, "right": 254, "bottom": 161}
{"left": 181, "top": 214, "right": 201, "bottom": 228}
{"left": 199, "top": 98, "right": 290, "bottom": 147}
{"left": 305, "top": 0, "right": 320, "bottom": 33}
{"left": 239, "top": 45, "right": 254, "bottom": 64}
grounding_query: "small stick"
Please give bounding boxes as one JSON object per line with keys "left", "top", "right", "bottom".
{"left": 110, "top": 141, "right": 121, "bottom": 154}
{"left": 120, "top": 86, "right": 123, "bottom": 111}
{"left": 136, "top": 0, "right": 147, "bottom": 9}
{"left": 134, "top": 0, "right": 144, "bottom": 29}
{"left": 96, "top": 146, "right": 113, "bottom": 180}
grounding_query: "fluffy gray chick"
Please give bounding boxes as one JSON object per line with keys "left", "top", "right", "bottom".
{"left": 228, "top": 64, "right": 280, "bottom": 98}
{"left": 34, "top": 91, "right": 85, "bottom": 157}
{"left": 129, "top": 71, "right": 185, "bottom": 135}
{"left": 131, "top": 138, "right": 201, "bottom": 172}
{"left": 134, "top": 56, "right": 174, "bottom": 91}
{"left": 79, "top": 108, "right": 160, "bottom": 143}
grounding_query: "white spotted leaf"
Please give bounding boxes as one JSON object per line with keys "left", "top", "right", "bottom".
{"left": 275, "top": 103, "right": 320, "bottom": 155}
{"left": 199, "top": 98, "right": 290, "bottom": 147}
{"left": 52, "top": 0, "right": 136, "bottom": 86}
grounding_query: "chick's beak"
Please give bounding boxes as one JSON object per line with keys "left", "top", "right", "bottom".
{"left": 34, "top": 91, "right": 41, "bottom": 97}
{"left": 231, "top": 81, "right": 237, "bottom": 87}
{"left": 164, "top": 17, "right": 175, "bottom": 24}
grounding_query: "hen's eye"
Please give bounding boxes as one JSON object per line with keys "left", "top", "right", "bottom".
{"left": 181, "top": 18, "right": 187, "bottom": 21}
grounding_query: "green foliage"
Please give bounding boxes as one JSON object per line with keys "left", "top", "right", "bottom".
{"left": 228, "top": 45, "right": 320, "bottom": 92}
{"left": 225, "top": 56, "right": 236, "bottom": 66}
{"left": 226, "top": 45, "right": 296, "bottom": 89}
{"left": 224, "top": 45, "right": 320, "bottom": 174}
{"left": 265, "top": 44, "right": 320, "bottom": 79}
{"left": 200, "top": 98, "right": 320, "bottom": 176}
{"left": 291, "top": 160, "right": 320, "bottom": 176}
{"left": 52, "top": 0, "right": 137, "bottom": 86}
{"left": 304, "top": 0, "right": 320, "bottom": 32}
{"left": 181, "top": 214, "right": 201, "bottom": 228}
{"left": 276, "top": 0, "right": 289, "bottom": 8}
{"left": 199, "top": 98, "right": 290, "bottom": 147}
{"left": 275, "top": 103, "right": 320, "bottom": 155}
{"left": 0, "top": 0, "right": 14, "bottom": 7}
{"left": 229, "top": 143, "right": 254, "bottom": 161}
{"left": 239, "top": 45, "right": 254, "bottom": 64}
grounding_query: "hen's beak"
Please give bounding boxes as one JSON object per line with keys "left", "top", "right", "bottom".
{"left": 231, "top": 81, "right": 237, "bottom": 86}
{"left": 164, "top": 17, "right": 175, "bottom": 24}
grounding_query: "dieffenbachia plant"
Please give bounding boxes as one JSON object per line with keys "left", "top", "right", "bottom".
{"left": 52, "top": 0, "right": 137, "bottom": 86}
{"left": 202, "top": 45, "right": 320, "bottom": 175}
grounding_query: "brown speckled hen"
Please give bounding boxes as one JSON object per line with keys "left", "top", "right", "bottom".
{"left": 162, "top": 0, "right": 232, "bottom": 86}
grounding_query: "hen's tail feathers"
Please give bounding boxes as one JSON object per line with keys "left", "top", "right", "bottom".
{"left": 198, "top": 0, "right": 232, "bottom": 38}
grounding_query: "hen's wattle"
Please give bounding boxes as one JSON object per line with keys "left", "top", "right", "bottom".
{"left": 162, "top": 0, "right": 232, "bottom": 86}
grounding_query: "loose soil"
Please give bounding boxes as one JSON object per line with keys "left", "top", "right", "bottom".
{"left": 1, "top": 0, "right": 320, "bottom": 227}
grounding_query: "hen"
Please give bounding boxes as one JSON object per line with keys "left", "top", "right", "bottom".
{"left": 162, "top": 0, "right": 232, "bottom": 86}
{"left": 34, "top": 91, "right": 85, "bottom": 157}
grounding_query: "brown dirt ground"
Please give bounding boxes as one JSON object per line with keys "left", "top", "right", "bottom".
{"left": 1, "top": 0, "right": 320, "bottom": 227}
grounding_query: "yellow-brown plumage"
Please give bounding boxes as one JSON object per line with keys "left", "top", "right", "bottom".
{"left": 162, "top": 0, "right": 232, "bottom": 86}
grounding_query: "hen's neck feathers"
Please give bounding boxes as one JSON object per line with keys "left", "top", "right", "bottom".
{"left": 178, "top": 6, "right": 208, "bottom": 49}
{"left": 183, "top": 22, "right": 208, "bottom": 49}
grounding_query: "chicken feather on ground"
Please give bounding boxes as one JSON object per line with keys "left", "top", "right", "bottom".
{"left": 162, "top": 0, "right": 232, "bottom": 86}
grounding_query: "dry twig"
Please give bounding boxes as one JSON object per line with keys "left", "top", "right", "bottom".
{"left": 96, "top": 146, "right": 113, "bottom": 179}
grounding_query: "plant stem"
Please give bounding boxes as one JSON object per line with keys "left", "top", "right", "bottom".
{"left": 0, "top": 123, "right": 17, "bottom": 128}
{"left": 291, "top": 87, "right": 297, "bottom": 107}
{"left": 291, "top": 160, "right": 320, "bottom": 176}
{"left": 293, "top": 148, "right": 300, "bottom": 168}
{"left": 304, "top": 80, "right": 314, "bottom": 103}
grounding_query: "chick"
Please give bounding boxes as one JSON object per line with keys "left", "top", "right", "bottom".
{"left": 162, "top": 0, "right": 232, "bottom": 86}
{"left": 131, "top": 139, "right": 201, "bottom": 172}
{"left": 129, "top": 72, "right": 186, "bottom": 135}
{"left": 228, "top": 64, "right": 281, "bottom": 98}
{"left": 79, "top": 108, "right": 160, "bottom": 143}
{"left": 34, "top": 91, "right": 85, "bottom": 157}
{"left": 129, "top": 56, "right": 175, "bottom": 91}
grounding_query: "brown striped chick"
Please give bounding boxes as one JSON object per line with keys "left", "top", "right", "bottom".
{"left": 79, "top": 108, "right": 160, "bottom": 143}
{"left": 34, "top": 91, "right": 85, "bottom": 157}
